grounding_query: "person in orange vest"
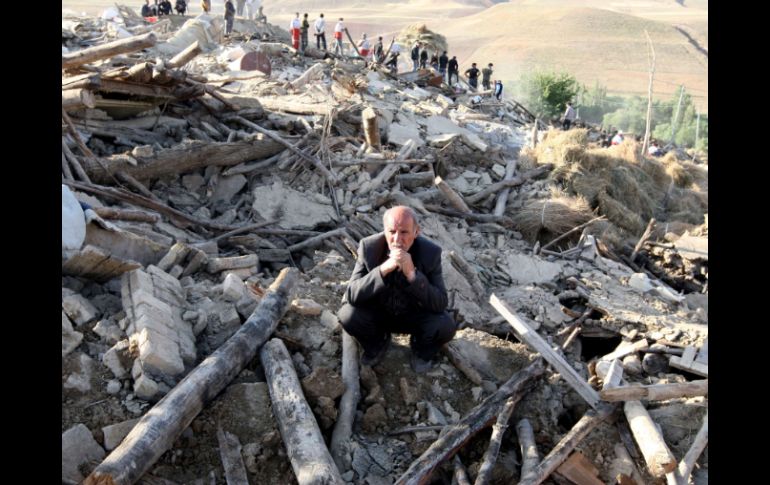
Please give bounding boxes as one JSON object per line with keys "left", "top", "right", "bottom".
{"left": 334, "top": 18, "right": 345, "bottom": 55}
{"left": 289, "top": 12, "right": 301, "bottom": 50}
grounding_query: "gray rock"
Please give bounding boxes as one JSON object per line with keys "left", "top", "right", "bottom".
{"left": 62, "top": 424, "right": 105, "bottom": 483}
{"left": 103, "top": 340, "right": 130, "bottom": 379}
{"left": 352, "top": 443, "right": 373, "bottom": 478}
{"left": 106, "top": 379, "right": 122, "bottom": 394}
{"left": 93, "top": 318, "right": 124, "bottom": 345}
{"left": 63, "top": 353, "right": 97, "bottom": 393}
{"left": 301, "top": 367, "right": 345, "bottom": 401}
{"left": 425, "top": 402, "right": 447, "bottom": 425}
{"left": 252, "top": 181, "right": 337, "bottom": 230}
{"left": 499, "top": 253, "right": 562, "bottom": 285}
{"left": 62, "top": 292, "right": 99, "bottom": 326}
{"left": 102, "top": 418, "right": 140, "bottom": 450}
{"left": 210, "top": 174, "right": 247, "bottom": 205}
{"left": 62, "top": 312, "right": 83, "bottom": 357}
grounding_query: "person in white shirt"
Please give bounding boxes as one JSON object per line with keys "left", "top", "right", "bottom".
{"left": 358, "top": 33, "right": 371, "bottom": 59}
{"left": 314, "top": 13, "right": 326, "bottom": 50}
{"left": 245, "top": 0, "right": 259, "bottom": 20}
{"left": 289, "top": 12, "right": 301, "bottom": 50}
{"left": 611, "top": 130, "right": 625, "bottom": 145}
{"left": 334, "top": 18, "right": 345, "bottom": 55}
{"left": 562, "top": 101, "right": 576, "bottom": 130}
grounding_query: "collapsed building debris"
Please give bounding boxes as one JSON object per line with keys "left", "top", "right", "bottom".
{"left": 63, "top": 7, "right": 707, "bottom": 485}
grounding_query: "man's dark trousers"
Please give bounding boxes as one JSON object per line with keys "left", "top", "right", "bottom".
{"left": 339, "top": 303, "right": 455, "bottom": 360}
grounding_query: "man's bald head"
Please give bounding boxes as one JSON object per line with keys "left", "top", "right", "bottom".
{"left": 383, "top": 206, "right": 420, "bottom": 252}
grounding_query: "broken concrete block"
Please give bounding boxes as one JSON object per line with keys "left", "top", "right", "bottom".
{"left": 235, "top": 293, "right": 259, "bottom": 320}
{"left": 62, "top": 312, "right": 83, "bottom": 357}
{"left": 301, "top": 367, "right": 345, "bottom": 401}
{"left": 210, "top": 174, "right": 247, "bottom": 205}
{"left": 291, "top": 298, "right": 324, "bottom": 316}
{"left": 182, "top": 173, "right": 205, "bottom": 192}
{"left": 252, "top": 181, "right": 338, "bottom": 230}
{"left": 403, "top": 86, "right": 430, "bottom": 101}
{"left": 434, "top": 94, "right": 454, "bottom": 109}
{"left": 62, "top": 184, "right": 87, "bottom": 257}
{"left": 93, "top": 318, "right": 123, "bottom": 345}
{"left": 387, "top": 121, "right": 425, "bottom": 147}
{"left": 103, "top": 340, "right": 130, "bottom": 378}
{"left": 62, "top": 292, "right": 99, "bottom": 326}
{"left": 223, "top": 267, "right": 257, "bottom": 280}
{"left": 222, "top": 272, "right": 247, "bottom": 302}
{"left": 106, "top": 379, "right": 121, "bottom": 394}
{"left": 208, "top": 254, "right": 259, "bottom": 273}
{"left": 156, "top": 242, "right": 191, "bottom": 272}
{"left": 135, "top": 327, "right": 185, "bottom": 376}
{"left": 62, "top": 423, "right": 105, "bottom": 483}
{"left": 319, "top": 310, "right": 340, "bottom": 331}
{"left": 423, "top": 115, "right": 465, "bottom": 136}
{"left": 182, "top": 247, "right": 208, "bottom": 276}
{"left": 102, "top": 418, "right": 140, "bottom": 451}
{"left": 134, "top": 373, "right": 159, "bottom": 400}
{"left": 64, "top": 353, "right": 97, "bottom": 393}
{"left": 500, "top": 253, "right": 562, "bottom": 285}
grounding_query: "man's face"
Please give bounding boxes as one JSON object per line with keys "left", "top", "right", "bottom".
{"left": 384, "top": 210, "right": 419, "bottom": 252}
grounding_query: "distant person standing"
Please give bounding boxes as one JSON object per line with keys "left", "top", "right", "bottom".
{"left": 611, "top": 130, "right": 624, "bottom": 145}
{"left": 438, "top": 51, "right": 448, "bottom": 78}
{"left": 157, "top": 0, "right": 172, "bottom": 15}
{"left": 200, "top": 0, "right": 210, "bottom": 13}
{"left": 224, "top": 0, "right": 235, "bottom": 35}
{"left": 373, "top": 36, "right": 384, "bottom": 63}
{"left": 420, "top": 49, "right": 428, "bottom": 69}
{"left": 141, "top": 0, "right": 154, "bottom": 17}
{"left": 447, "top": 55, "right": 459, "bottom": 85}
{"left": 289, "top": 13, "right": 301, "bottom": 50}
{"left": 481, "top": 63, "right": 493, "bottom": 90}
{"left": 235, "top": 0, "right": 245, "bottom": 16}
{"left": 314, "top": 13, "right": 326, "bottom": 50}
{"left": 386, "top": 42, "right": 401, "bottom": 74}
{"left": 244, "top": 0, "right": 258, "bottom": 20}
{"left": 301, "top": 13, "right": 310, "bottom": 51}
{"left": 562, "top": 101, "right": 576, "bottom": 130}
{"left": 174, "top": 0, "right": 187, "bottom": 14}
{"left": 334, "top": 18, "right": 345, "bottom": 55}
{"left": 494, "top": 80, "right": 503, "bottom": 100}
{"left": 358, "top": 33, "right": 371, "bottom": 58}
{"left": 464, "top": 63, "right": 480, "bottom": 89}
{"left": 411, "top": 42, "right": 420, "bottom": 71}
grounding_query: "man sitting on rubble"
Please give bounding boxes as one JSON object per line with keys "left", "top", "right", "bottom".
{"left": 338, "top": 206, "right": 457, "bottom": 373}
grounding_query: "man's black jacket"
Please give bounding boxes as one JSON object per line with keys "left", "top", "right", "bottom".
{"left": 343, "top": 233, "right": 448, "bottom": 315}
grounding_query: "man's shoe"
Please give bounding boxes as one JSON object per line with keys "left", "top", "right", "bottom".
{"left": 361, "top": 335, "right": 391, "bottom": 367}
{"left": 410, "top": 353, "right": 435, "bottom": 373}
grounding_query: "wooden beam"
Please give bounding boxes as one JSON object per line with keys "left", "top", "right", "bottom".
{"left": 394, "top": 358, "right": 546, "bottom": 485}
{"left": 216, "top": 426, "right": 250, "bottom": 485}
{"left": 600, "top": 379, "right": 708, "bottom": 402}
{"left": 62, "top": 89, "right": 96, "bottom": 110}
{"left": 434, "top": 176, "right": 471, "bottom": 213}
{"left": 260, "top": 338, "right": 345, "bottom": 485}
{"left": 493, "top": 157, "right": 518, "bottom": 216}
{"left": 167, "top": 41, "right": 202, "bottom": 69}
{"left": 62, "top": 33, "right": 157, "bottom": 70}
{"left": 516, "top": 418, "right": 540, "bottom": 479}
{"left": 330, "top": 331, "right": 361, "bottom": 473}
{"left": 84, "top": 269, "right": 298, "bottom": 485}
{"left": 490, "top": 294, "right": 601, "bottom": 409}
{"left": 600, "top": 339, "right": 649, "bottom": 362}
{"left": 518, "top": 404, "right": 616, "bottom": 485}
{"left": 624, "top": 400, "right": 678, "bottom": 478}
{"left": 675, "top": 411, "right": 708, "bottom": 484}
{"left": 473, "top": 396, "right": 518, "bottom": 485}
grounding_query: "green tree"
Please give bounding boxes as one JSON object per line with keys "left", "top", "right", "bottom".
{"left": 602, "top": 96, "right": 674, "bottom": 136}
{"left": 520, "top": 70, "right": 579, "bottom": 119}
{"left": 652, "top": 91, "right": 707, "bottom": 150}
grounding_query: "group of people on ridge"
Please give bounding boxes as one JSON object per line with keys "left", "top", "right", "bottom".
{"left": 141, "top": 0, "right": 184, "bottom": 16}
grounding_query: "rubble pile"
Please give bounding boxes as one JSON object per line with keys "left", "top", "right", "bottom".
{"left": 62, "top": 8, "right": 708, "bottom": 485}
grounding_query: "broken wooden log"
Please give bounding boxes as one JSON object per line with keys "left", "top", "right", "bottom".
{"left": 84, "top": 268, "right": 298, "bottom": 485}
{"left": 63, "top": 72, "right": 101, "bottom": 90}
{"left": 361, "top": 107, "right": 381, "bottom": 149}
{"left": 424, "top": 205, "right": 514, "bottom": 227}
{"left": 92, "top": 207, "right": 159, "bottom": 224}
{"left": 434, "top": 176, "right": 471, "bottom": 213}
{"left": 518, "top": 403, "right": 616, "bottom": 485}
{"left": 516, "top": 418, "right": 540, "bottom": 479}
{"left": 63, "top": 180, "right": 240, "bottom": 232}
{"left": 288, "top": 62, "right": 326, "bottom": 91}
{"left": 167, "top": 40, "right": 202, "bottom": 69}
{"left": 62, "top": 32, "right": 157, "bottom": 70}
{"left": 624, "top": 400, "right": 678, "bottom": 478}
{"left": 600, "top": 379, "right": 708, "bottom": 402}
{"left": 631, "top": 218, "right": 656, "bottom": 262}
{"left": 600, "top": 339, "right": 650, "bottom": 363}
{"left": 62, "top": 139, "right": 92, "bottom": 184}
{"left": 81, "top": 138, "right": 283, "bottom": 184}
{"left": 474, "top": 396, "right": 518, "bottom": 485}
{"left": 447, "top": 251, "right": 486, "bottom": 300}
{"left": 207, "top": 254, "right": 259, "bottom": 273}
{"left": 256, "top": 97, "right": 331, "bottom": 116}
{"left": 233, "top": 115, "right": 339, "bottom": 184}
{"left": 493, "top": 157, "right": 518, "bottom": 216}
{"left": 260, "top": 338, "right": 345, "bottom": 485}
{"left": 442, "top": 342, "right": 485, "bottom": 386}
{"left": 330, "top": 331, "right": 361, "bottom": 473}
{"left": 216, "top": 426, "right": 250, "bottom": 485}
{"left": 453, "top": 456, "right": 473, "bottom": 485}
{"left": 490, "top": 294, "right": 601, "bottom": 409}
{"left": 288, "top": 228, "right": 347, "bottom": 253}
{"left": 675, "top": 411, "right": 707, "bottom": 485}
{"left": 62, "top": 152, "right": 74, "bottom": 180}
{"left": 115, "top": 170, "right": 162, "bottom": 202}
{"left": 62, "top": 89, "right": 96, "bottom": 110}
{"left": 394, "top": 358, "right": 545, "bottom": 485}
